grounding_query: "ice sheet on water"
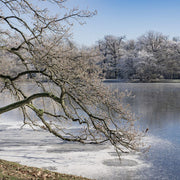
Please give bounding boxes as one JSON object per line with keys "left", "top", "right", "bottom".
{"left": 0, "top": 122, "right": 152, "bottom": 180}
{"left": 0, "top": 113, "right": 163, "bottom": 179}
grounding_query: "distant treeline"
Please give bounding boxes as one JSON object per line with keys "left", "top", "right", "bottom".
{"left": 93, "top": 31, "right": 180, "bottom": 82}
{"left": 3, "top": 31, "right": 180, "bottom": 82}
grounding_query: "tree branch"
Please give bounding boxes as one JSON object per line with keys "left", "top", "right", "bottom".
{"left": 0, "top": 92, "right": 60, "bottom": 114}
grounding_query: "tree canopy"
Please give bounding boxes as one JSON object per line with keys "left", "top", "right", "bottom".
{"left": 97, "top": 32, "right": 180, "bottom": 81}
{"left": 0, "top": 0, "right": 141, "bottom": 154}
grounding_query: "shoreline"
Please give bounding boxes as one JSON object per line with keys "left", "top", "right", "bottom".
{"left": 103, "top": 79, "right": 180, "bottom": 83}
{"left": 0, "top": 158, "right": 91, "bottom": 180}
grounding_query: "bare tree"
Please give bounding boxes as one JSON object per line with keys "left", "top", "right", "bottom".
{"left": 0, "top": 0, "right": 141, "bottom": 154}
{"left": 137, "top": 31, "right": 168, "bottom": 53}
{"left": 133, "top": 50, "right": 157, "bottom": 82}
{"left": 98, "top": 35, "right": 125, "bottom": 79}
{"left": 137, "top": 31, "right": 180, "bottom": 79}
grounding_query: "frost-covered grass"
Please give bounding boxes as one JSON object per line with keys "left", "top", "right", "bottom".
{"left": 0, "top": 159, "right": 91, "bottom": 180}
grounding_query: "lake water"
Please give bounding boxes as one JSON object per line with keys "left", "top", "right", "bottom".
{"left": 0, "top": 83, "right": 180, "bottom": 179}
{"left": 109, "top": 83, "right": 180, "bottom": 179}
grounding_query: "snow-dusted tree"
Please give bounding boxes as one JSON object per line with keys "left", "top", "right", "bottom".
{"left": 118, "top": 40, "right": 137, "bottom": 79}
{"left": 133, "top": 50, "right": 157, "bottom": 81}
{"left": 137, "top": 31, "right": 172, "bottom": 79}
{"left": 95, "top": 31, "right": 180, "bottom": 81}
{"left": 137, "top": 31, "right": 168, "bottom": 53}
{"left": 98, "top": 35, "right": 125, "bottom": 78}
{"left": 0, "top": 0, "right": 141, "bottom": 154}
{"left": 160, "top": 40, "right": 180, "bottom": 79}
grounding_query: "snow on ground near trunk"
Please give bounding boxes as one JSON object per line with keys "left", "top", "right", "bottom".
{"left": 0, "top": 117, "right": 152, "bottom": 180}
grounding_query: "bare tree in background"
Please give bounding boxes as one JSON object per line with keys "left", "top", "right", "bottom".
{"left": 98, "top": 35, "right": 125, "bottom": 79}
{"left": 0, "top": 0, "right": 141, "bottom": 154}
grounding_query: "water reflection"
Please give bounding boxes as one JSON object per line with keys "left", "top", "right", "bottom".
{"left": 109, "top": 83, "right": 180, "bottom": 179}
{"left": 110, "top": 83, "right": 180, "bottom": 130}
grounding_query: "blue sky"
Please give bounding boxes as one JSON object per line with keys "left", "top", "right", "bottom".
{"left": 63, "top": 0, "right": 180, "bottom": 46}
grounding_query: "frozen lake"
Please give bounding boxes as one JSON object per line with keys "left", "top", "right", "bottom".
{"left": 0, "top": 83, "right": 180, "bottom": 179}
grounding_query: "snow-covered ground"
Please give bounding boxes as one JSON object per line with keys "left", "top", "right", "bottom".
{"left": 0, "top": 112, "right": 151, "bottom": 180}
